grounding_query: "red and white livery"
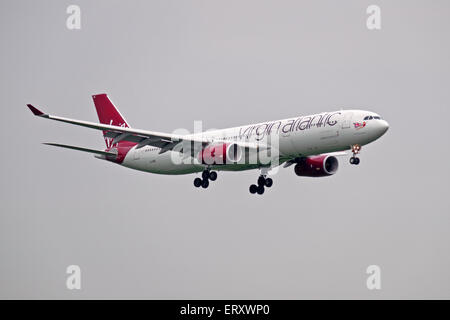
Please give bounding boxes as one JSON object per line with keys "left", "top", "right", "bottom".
{"left": 27, "top": 94, "right": 389, "bottom": 195}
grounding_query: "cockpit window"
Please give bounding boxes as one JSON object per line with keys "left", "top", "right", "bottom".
{"left": 364, "top": 115, "right": 382, "bottom": 120}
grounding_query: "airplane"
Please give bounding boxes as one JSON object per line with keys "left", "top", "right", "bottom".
{"left": 27, "top": 94, "right": 389, "bottom": 195}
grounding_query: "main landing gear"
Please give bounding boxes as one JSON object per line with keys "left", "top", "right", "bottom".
{"left": 349, "top": 144, "right": 361, "bottom": 165}
{"left": 249, "top": 175, "right": 273, "bottom": 195}
{"left": 193, "top": 169, "right": 217, "bottom": 189}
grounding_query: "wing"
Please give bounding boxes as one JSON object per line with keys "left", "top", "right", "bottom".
{"left": 27, "top": 104, "right": 263, "bottom": 156}
{"left": 27, "top": 104, "right": 208, "bottom": 154}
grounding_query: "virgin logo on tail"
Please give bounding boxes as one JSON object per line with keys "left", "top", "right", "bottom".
{"left": 104, "top": 120, "right": 127, "bottom": 148}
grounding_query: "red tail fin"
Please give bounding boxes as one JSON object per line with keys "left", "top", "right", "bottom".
{"left": 92, "top": 93, "right": 129, "bottom": 127}
{"left": 92, "top": 94, "right": 135, "bottom": 150}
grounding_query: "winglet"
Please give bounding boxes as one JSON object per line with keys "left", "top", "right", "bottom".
{"left": 27, "top": 104, "right": 46, "bottom": 116}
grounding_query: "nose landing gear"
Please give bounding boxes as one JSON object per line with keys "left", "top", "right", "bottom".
{"left": 194, "top": 169, "right": 218, "bottom": 189}
{"left": 249, "top": 175, "right": 273, "bottom": 195}
{"left": 349, "top": 144, "right": 361, "bottom": 165}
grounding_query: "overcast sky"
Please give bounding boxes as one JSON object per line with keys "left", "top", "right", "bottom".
{"left": 1, "top": 0, "right": 449, "bottom": 299}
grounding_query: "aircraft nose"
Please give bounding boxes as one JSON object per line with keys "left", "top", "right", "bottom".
{"left": 378, "top": 120, "right": 389, "bottom": 135}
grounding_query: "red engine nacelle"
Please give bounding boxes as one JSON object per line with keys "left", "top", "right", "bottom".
{"left": 294, "top": 155, "right": 339, "bottom": 177}
{"left": 198, "top": 143, "right": 242, "bottom": 165}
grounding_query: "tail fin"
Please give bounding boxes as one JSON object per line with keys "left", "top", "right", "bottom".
{"left": 92, "top": 94, "right": 129, "bottom": 128}
{"left": 92, "top": 93, "right": 133, "bottom": 149}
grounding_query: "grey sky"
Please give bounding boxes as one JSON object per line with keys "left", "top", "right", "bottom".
{"left": 1, "top": 0, "right": 449, "bottom": 299}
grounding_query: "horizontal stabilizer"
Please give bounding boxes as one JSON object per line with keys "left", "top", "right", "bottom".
{"left": 43, "top": 143, "right": 116, "bottom": 158}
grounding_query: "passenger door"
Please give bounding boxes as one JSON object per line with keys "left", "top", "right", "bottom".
{"left": 341, "top": 112, "right": 353, "bottom": 129}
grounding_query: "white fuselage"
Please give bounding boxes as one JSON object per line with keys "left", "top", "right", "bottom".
{"left": 121, "top": 109, "right": 389, "bottom": 175}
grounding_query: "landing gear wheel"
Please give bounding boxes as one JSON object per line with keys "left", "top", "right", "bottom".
{"left": 350, "top": 157, "right": 360, "bottom": 165}
{"left": 202, "top": 170, "right": 210, "bottom": 180}
{"left": 249, "top": 184, "right": 258, "bottom": 194}
{"left": 265, "top": 178, "right": 273, "bottom": 188}
{"left": 257, "top": 176, "right": 266, "bottom": 186}
{"left": 350, "top": 144, "right": 361, "bottom": 165}
{"left": 201, "top": 179, "right": 209, "bottom": 189}
{"left": 256, "top": 185, "right": 265, "bottom": 195}
{"left": 209, "top": 171, "right": 217, "bottom": 181}
{"left": 193, "top": 177, "right": 202, "bottom": 188}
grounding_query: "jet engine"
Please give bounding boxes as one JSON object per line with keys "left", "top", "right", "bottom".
{"left": 199, "top": 143, "right": 242, "bottom": 165}
{"left": 294, "top": 155, "right": 339, "bottom": 177}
